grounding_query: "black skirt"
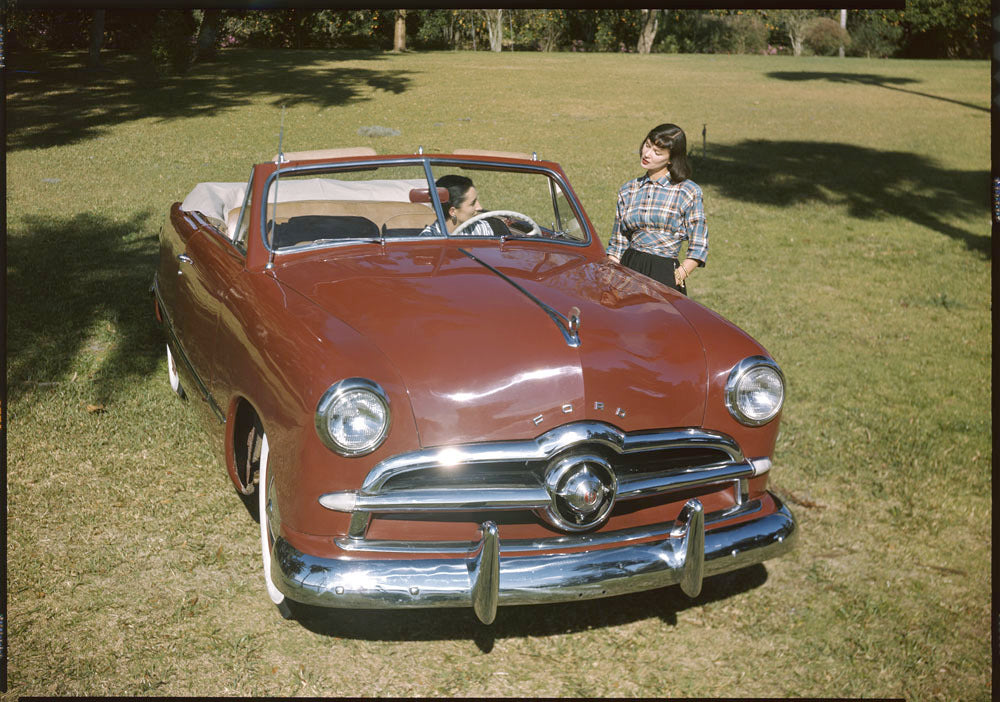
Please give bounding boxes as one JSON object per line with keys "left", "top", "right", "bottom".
{"left": 620, "top": 248, "right": 687, "bottom": 294}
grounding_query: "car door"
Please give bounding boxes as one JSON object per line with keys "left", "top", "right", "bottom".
{"left": 172, "top": 221, "right": 245, "bottom": 422}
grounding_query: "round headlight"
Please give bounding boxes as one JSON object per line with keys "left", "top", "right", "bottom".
{"left": 725, "top": 356, "right": 785, "bottom": 426}
{"left": 315, "top": 378, "right": 390, "bottom": 456}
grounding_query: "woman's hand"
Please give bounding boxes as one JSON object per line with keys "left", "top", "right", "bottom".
{"left": 674, "top": 259, "right": 696, "bottom": 286}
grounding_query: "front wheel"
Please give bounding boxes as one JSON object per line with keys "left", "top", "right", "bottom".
{"left": 257, "top": 429, "right": 293, "bottom": 618}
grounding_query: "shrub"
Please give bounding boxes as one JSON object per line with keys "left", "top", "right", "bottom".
{"left": 681, "top": 13, "right": 729, "bottom": 53}
{"left": 669, "top": 12, "right": 768, "bottom": 54}
{"left": 803, "top": 17, "right": 851, "bottom": 56}
{"left": 150, "top": 10, "right": 197, "bottom": 75}
{"left": 847, "top": 18, "right": 902, "bottom": 58}
{"left": 653, "top": 34, "right": 680, "bottom": 54}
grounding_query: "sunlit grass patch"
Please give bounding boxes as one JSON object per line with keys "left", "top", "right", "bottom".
{"left": 5, "top": 48, "right": 990, "bottom": 699}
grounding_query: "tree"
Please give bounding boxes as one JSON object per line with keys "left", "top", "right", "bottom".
{"left": 481, "top": 9, "right": 503, "bottom": 52}
{"left": 414, "top": 10, "right": 457, "bottom": 49}
{"left": 845, "top": 10, "right": 903, "bottom": 58}
{"left": 87, "top": 9, "right": 105, "bottom": 68}
{"left": 392, "top": 10, "right": 406, "bottom": 52}
{"left": 775, "top": 9, "right": 820, "bottom": 56}
{"left": 900, "top": 0, "right": 989, "bottom": 57}
{"left": 150, "top": 9, "right": 198, "bottom": 74}
{"left": 636, "top": 9, "right": 660, "bottom": 54}
{"left": 838, "top": 9, "right": 846, "bottom": 57}
{"left": 803, "top": 17, "right": 851, "bottom": 56}
{"left": 195, "top": 9, "right": 223, "bottom": 62}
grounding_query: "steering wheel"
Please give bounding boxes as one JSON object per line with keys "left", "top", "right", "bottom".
{"left": 451, "top": 210, "right": 542, "bottom": 237}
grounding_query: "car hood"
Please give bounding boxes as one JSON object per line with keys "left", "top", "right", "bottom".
{"left": 276, "top": 244, "right": 708, "bottom": 447}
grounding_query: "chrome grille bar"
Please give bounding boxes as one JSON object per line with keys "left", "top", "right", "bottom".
{"left": 334, "top": 498, "right": 765, "bottom": 554}
{"left": 616, "top": 461, "right": 751, "bottom": 499}
{"left": 360, "top": 422, "right": 742, "bottom": 493}
{"left": 321, "top": 461, "right": 751, "bottom": 513}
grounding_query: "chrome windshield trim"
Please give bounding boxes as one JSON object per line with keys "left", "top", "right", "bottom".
{"left": 259, "top": 156, "right": 441, "bottom": 254}
{"left": 360, "top": 422, "right": 743, "bottom": 494}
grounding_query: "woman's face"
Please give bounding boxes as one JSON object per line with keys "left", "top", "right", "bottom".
{"left": 640, "top": 139, "right": 670, "bottom": 177}
{"left": 449, "top": 186, "right": 483, "bottom": 225}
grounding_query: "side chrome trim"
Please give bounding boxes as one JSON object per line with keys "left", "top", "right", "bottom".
{"left": 151, "top": 281, "right": 225, "bottom": 423}
{"left": 271, "top": 495, "right": 796, "bottom": 623}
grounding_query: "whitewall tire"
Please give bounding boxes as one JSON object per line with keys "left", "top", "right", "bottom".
{"left": 166, "top": 344, "right": 185, "bottom": 398}
{"left": 257, "top": 431, "right": 292, "bottom": 616}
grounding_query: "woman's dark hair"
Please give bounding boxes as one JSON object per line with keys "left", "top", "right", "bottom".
{"left": 435, "top": 174, "right": 475, "bottom": 214}
{"left": 643, "top": 123, "right": 692, "bottom": 183}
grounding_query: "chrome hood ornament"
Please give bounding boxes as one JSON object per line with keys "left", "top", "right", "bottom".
{"left": 459, "top": 248, "right": 581, "bottom": 348}
{"left": 568, "top": 306, "right": 580, "bottom": 333}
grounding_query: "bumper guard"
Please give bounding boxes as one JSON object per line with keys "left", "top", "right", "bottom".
{"left": 271, "top": 495, "right": 796, "bottom": 624}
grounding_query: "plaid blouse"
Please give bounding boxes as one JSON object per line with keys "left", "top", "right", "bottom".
{"left": 606, "top": 174, "right": 708, "bottom": 265}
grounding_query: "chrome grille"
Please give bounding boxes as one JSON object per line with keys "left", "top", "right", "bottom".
{"left": 318, "top": 421, "right": 752, "bottom": 542}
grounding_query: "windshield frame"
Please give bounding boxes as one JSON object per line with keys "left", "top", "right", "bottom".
{"left": 258, "top": 155, "right": 593, "bottom": 256}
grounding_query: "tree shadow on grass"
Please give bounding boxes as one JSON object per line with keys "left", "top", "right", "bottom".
{"left": 696, "top": 140, "right": 990, "bottom": 259}
{"left": 286, "top": 564, "right": 769, "bottom": 653}
{"left": 6, "top": 49, "right": 415, "bottom": 152}
{"left": 766, "top": 71, "right": 989, "bottom": 114}
{"left": 6, "top": 211, "right": 162, "bottom": 405}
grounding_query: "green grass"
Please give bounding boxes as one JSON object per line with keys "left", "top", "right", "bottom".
{"left": 6, "top": 48, "right": 991, "bottom": 699}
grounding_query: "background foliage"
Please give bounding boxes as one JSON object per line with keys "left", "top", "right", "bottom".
{"left": 3, "top": 3, "right": 990, "bottom": 70}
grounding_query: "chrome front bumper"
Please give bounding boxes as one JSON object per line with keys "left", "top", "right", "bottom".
{"left": 270, "top": 495, "right": 796, "bottom": 624}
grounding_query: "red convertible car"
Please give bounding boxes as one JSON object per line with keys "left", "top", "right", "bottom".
{"left": 153, "top": 147, "right": 795, "bottom": 624}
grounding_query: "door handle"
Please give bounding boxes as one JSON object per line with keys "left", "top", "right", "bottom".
{"left": 177, "top": 254, "right": 194, "bottom": 265}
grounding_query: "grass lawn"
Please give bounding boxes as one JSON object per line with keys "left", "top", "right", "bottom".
{"left": 5, "top": 48, "right": 991, "bottom": 698}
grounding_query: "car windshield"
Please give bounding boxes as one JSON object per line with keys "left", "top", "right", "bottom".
{"left": 261, "top": 158, "right": 589, "bottom": 252}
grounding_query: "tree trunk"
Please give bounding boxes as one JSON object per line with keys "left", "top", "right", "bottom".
{"left": 88, "top": 9, "right": 105, "bottom": 69}
{"left": 195, "top": 9, "right": 222, "bottom": 63}
{"left": 780, "top": 10, "right": 815, "bottom": 57}
{"left": 636, "top": 9, "right": 660, "bottom": 54}
{"left": 482, "top": 9, "right": 503, "bottom": 52}
{"left": 838, "top": 9, "right": 846, "bottom": 57}
{"left": 393, "top": 10, "right": 407, "bottom": 52}
{"left": 789, "top": 32, "right": 804, "bottom": 56}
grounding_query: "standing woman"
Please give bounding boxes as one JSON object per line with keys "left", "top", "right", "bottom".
{"left": 606, "top": 123, "right": 707, "bottom": 293}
